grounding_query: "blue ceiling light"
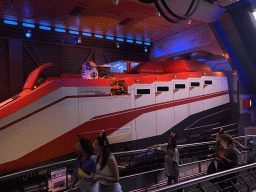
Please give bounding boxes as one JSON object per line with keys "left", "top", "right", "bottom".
{"left": 126, "top": 39, "right": 133, "bottom": 43}
{"left": 22, "top": 23, "right": 35, "bottom": 28}
{"left": 26, "top": 30, "right": 31, "bottom": 38}
{"left": 77, "top": 37, "right": 82, "bottom": 44}
{"left": 4, "top": 20, "right": 18, "bottom": 25}
{"left": 106, "top": 36, "right": 114, "bottom": 40}
{"left": 69, "top": 30, "right": 79, "bottom": 35}
{"left": 39, "top": 26, "right": 51, "bottom": 30}
{"left": 82, "top": 32, "right": 92, "bottom": 36}
{"left": 144, "top": 47, "right": 148, "bottom": 53}
{"left": 116, "top": 38, "right": 124, "bottom": 42}
{"left": 197, "top": 58, "right": 207, "bottom": 62}
{"left": 135, "top": 41, "right": 142, "bottom": 44}
{"left": 55, "top": 28, "right": 66, "bottom": 33}
{"left": 191, "top": 52, "right": 197, "bottom": 57}
{"left": 144, "top": 42, "right": 151, "bottom": 46}
{"left": 95, "top": 34, "right": 103, "bottom": 38}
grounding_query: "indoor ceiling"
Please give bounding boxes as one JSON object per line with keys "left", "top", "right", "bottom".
{"left": 0, "top": 0, "right": 239, "bottom": 42}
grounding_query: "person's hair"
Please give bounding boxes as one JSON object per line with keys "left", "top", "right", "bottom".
{"left": 96, "top": 131, "right": 110, "bottom": 170}
{"left": 167, "top": 133, "right": 177, "bottom": 149}
{"left": 79, "top": 137, "right": 94, "bottom": 156}
{"left": 219, "top": 133, "right": 234, "bottom": 147}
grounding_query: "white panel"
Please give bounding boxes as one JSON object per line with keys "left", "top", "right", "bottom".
{"left": 222, "top": 77, "right": 230, "bottom": 104}
{"left": 0, "top": 98, "right": 79, "bottom": 164}
{"left": 155, "top": 82, "right": 173, "bottom": 104}
{"left": 134, "top": 85, "right": 156, "bottom": 140}
{"left": 202, "top": 77, "right": 222, "bottom": 94}
{"left": 203, "top": 77, "right": 223, "bottom": 110}
{"left": 222, "top": 77, "right": 229, "bottom": 91}
{"left": 222, "top": 95, "right": 230, "bottom": 104}
{"left": 173, "top": 81, "right": 189, "bottom": 125}
{"left": 1, "top": 87, "right": 78, "bottom": 127}
{"left": 108, "top": 122, "right": 132, "bottom": 144}
{"left": 189, "top": 79, "right": 203, "bottom": 115}
{"left": 134, "top": 85, "right": 155, "bottom": 107}
{"left": 156, "top": 108, "right": 174, "bottom": 135}
{"left": 79, "top": 96, "right": 130, "bottom": 124}
{"left": 155, "top": 82, "right": 174, "bottom": 135}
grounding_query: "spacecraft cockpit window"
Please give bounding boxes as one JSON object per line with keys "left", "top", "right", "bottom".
{"left": 157, "top": 87, "right": 169, "bottom": 92}
{"left": 204, "top": 80, "right": 212, "bottom": 85}
{"left": 175, "top": 84, "right": 185, "bottom": 89}
{"left": 191, "top": 82, "right": 200, "bottom": 87}
{"left": 137, "top": 89, "right": 150, "bottom": 95}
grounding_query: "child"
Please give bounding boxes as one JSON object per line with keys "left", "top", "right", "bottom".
{"left": 235, "top": 139, "right": 256, "bottom": 164}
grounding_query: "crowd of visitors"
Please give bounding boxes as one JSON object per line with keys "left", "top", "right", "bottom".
{"left": 68, "top": 129, "right": 256, "bottom": 192}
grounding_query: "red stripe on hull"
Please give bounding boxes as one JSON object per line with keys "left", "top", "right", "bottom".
{"left": 0, "top": 91, "right": 228, "bottom": 175}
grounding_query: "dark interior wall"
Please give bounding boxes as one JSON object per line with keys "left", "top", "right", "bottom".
{"left": 0, "top": 26, "right": 149, "bottom": 103}
{"left": 228, "top": 2, "right": 256, "bottom": 67}
{"left": 219, "top": 2, "right": 256, "bottom": 95}
{"left": 212, "top": 1, "right": 256, "bottom": 135}
{"left": 0, "top": 39, "right": 9, "bottom": 103}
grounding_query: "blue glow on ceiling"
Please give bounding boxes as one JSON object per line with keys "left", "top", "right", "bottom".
{"left": 131, "top": 62, "right": 140, "bottom": 69}
{"left": 144, "top": 42, "right": 151, "bottom": 46}
{"left": 4, "top": 20, "right": 18, "bottom": 25}
{"left": 55, "top": 28, "right": 66, "bottom": 33}
{"left": 95, "top": 34, "right": 103, "bottom": 38}
{"left": 135, "top": 41, "right": 142, "bottom": 44}
{"left": 69, "top": 30, "right": 79, "bottom": 35}
{"left": 22, "top": 23, "right": 35, "bottom": 28}
{"left": 126, "top": 39, "right": 133, "bottom": 43}
{"left": 39, "top": 26, "right": 51, "bottom": 30}
{"left": 82, "top": 32, "right": 92, "bottom": 36}
{"left": 104, "top": 62, "right": 127, "bottom": 73}
{"left": 116, "top": 38, "right": 124, "bottom": 42}
{"left": 106, "top": 36, "right": 114, "bottom": 40}
{"left": 197, "top": 58, "right": 208, "bottom": 62}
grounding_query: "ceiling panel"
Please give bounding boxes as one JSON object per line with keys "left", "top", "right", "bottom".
{"left": 0, "top": 0, "right": 238, "bottom": 42}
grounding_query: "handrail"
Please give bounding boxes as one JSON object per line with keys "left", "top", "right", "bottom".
{"left": 119, "top": 158, "right": 213, "bottom": 180}
{"left": 0, "top": 123, "right": 240, "bottom": 181}
{"left": 154, "top": 162, "right": 256, "bottom": 192}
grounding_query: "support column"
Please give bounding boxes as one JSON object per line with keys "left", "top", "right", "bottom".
{"left": 9, "top": 38, "right": 23, "bottom": 96}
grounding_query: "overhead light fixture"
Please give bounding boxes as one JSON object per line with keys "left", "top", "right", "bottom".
{"left": 22, "top": 23, "right": 35, "bottom": 28}
{"left": 144, "top": 47, "right": 148, "bottom": 53}
{"left": 116, "top": 43, "right": 119, "bottom": 48}
{"left": 77, "top": 37, "right": 82, "bottom": 43}
{"left": 55, "top": 28, "right": 66, "bottom": 33}
{"left": 4, "top": 20, "right": 18, "bottom": 25}
{"left": 26, "top": 30, "right": 31, "bottom": 38}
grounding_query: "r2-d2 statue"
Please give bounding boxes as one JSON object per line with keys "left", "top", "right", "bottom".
{"left": 82, "top": 61, "right": 98, "bottom": 79}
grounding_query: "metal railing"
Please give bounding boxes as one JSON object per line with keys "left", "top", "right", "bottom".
{"left": 0, "top": 123, "right": 247, "bottom": 192}
{"left": 154, "top": 162, "right": 256, "bottom": 192}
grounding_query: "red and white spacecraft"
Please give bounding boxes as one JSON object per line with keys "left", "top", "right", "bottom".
{"left": 0, "top": 60, "right": 230, "bottom": 175}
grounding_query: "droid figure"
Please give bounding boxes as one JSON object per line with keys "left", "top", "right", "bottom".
{"left": 82, "top": 61, "right": 98, "bottom": 79}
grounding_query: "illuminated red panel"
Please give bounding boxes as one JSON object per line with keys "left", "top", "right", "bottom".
{"left": 243, "top": 99, "right": 251, "bottom": 109}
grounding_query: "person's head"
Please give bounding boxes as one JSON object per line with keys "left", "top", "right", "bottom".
{"left": 168, "top": 132, "right": 177, "bottom": 149}
{"left": 94, "top": 130, "right": 110, "bottom": 170}
{"left": 219, "top": 133, "right": 234, "bottom": 149}
{"left": 248, "top": 140, "right": 256, "bottom": 149}
{"left": 76, "top": 137, "right": 94, "bottom": 157}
